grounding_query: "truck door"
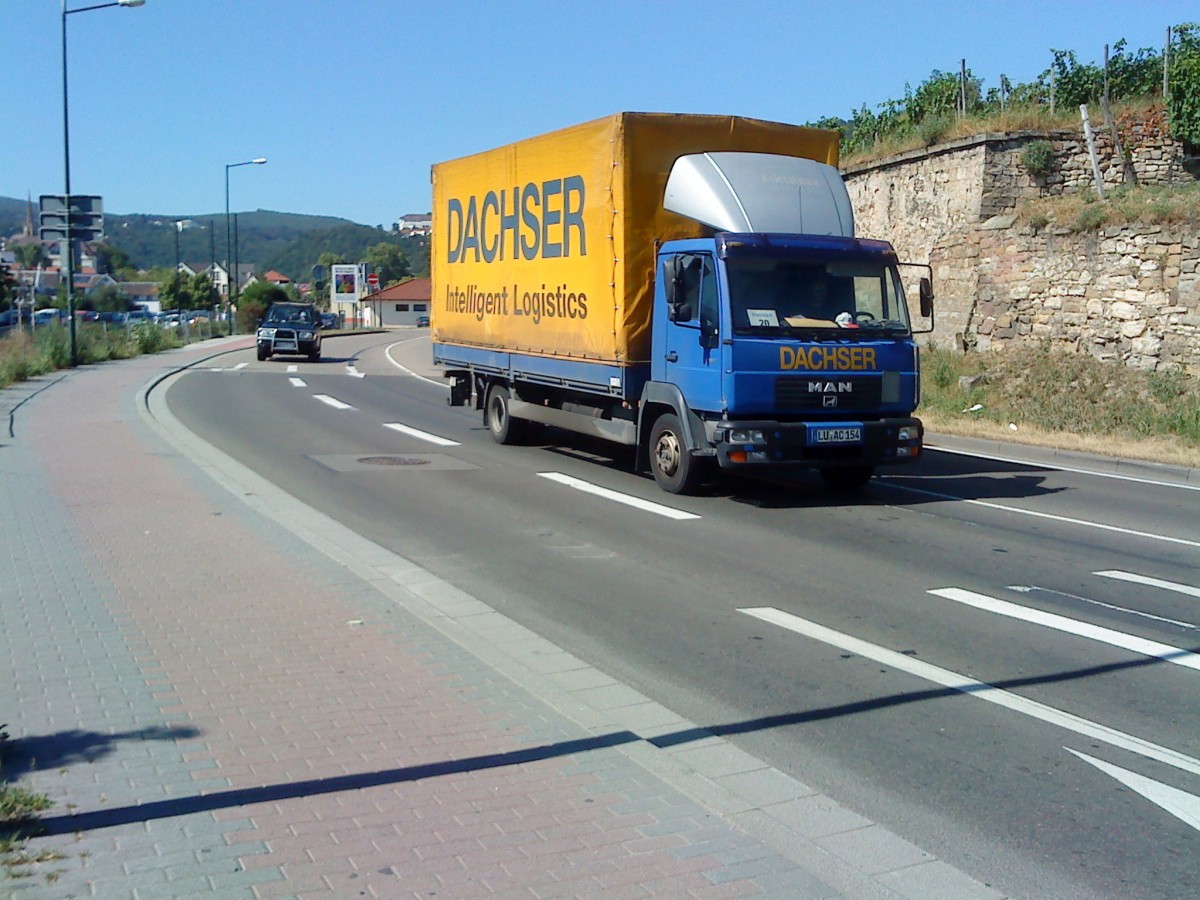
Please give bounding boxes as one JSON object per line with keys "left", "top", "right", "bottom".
{"left": 661, "top": 252, "right": 724, "bottom": 414}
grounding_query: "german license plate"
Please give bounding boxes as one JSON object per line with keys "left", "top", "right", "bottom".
{"left": 809, "top": 425, "right": 863, "bottom": 445}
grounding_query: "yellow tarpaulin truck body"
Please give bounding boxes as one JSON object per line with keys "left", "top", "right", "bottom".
{"left": 430, "top": 112, "right": 840, "bottom": 368}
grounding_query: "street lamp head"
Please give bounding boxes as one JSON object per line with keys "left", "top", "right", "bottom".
{"left": 252, "top": 158, "right": 267, "bottom": 165}
{"left": 117, "top": 0, "right": 146, "bottom": 6}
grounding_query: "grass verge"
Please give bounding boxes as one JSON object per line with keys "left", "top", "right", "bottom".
{"left": 1, "top": 725, "right": 60, "bottom": 882}
{"left": 920, "top": 344, "right": 1200, "bottom": 467}
{"left": 0, "top": 322, "right": 184, "bottom": 391}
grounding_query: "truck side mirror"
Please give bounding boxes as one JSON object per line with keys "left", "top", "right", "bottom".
{"left": 919, "top": 277, "right": 934, "bottom": 318}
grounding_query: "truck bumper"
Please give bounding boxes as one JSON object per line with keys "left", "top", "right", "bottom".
{"left": 711, "top": 417, "right": 922, "bottom": 470}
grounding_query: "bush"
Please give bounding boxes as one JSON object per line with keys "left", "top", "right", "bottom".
{"left": 1021, "top": 139, "right": 1056, "bottom": 176}
{"left": 918, "top": 115, "right": 954, "bottom": 147}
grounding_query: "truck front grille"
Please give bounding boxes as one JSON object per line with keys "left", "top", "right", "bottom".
{"left": 774, "top": 375, "right": 882, "bottom": 410}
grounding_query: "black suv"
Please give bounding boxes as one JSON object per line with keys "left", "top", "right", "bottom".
{"left": 256, "top": 303, "right": 322, "bottom": 361}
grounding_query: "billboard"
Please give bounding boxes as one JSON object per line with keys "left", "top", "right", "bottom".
{"left": 331, "top": 264, "right": 361, "bottom": 303}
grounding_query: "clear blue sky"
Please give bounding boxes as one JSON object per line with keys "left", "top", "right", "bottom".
{"left": 4, "top": 0, "right": 1194, "bottom": 228}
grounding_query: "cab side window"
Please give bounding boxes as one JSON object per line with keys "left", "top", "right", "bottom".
{"left": 666, "top": 253, "right": 716, "bottom": 334}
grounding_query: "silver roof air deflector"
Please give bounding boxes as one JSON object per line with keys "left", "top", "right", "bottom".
{"left": 663, "top": 152, "right": 854, "bottom": 237}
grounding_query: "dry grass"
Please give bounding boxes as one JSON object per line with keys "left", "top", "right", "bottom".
{"left": 842, "top": 104, "right": 1088, "bottom": 166}
{"left": 920, "top": 345, "right": 1200, "bottom": 469}
{"left": 1019, "top": 181, "right": 1200, "bottom": 232}
{"left": 921, "top": 409, "right": 1200, "bottom": 468}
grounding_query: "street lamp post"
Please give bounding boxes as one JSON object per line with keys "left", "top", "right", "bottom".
{"left": 61, "top": 0, "right": 145, "bottom": 366}
{"left": 224, "top": 158, "right": 266, "bottom": 335}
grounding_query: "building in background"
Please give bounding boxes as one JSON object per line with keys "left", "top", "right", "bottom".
{"left": 363, "top": 277, "right": 430, "bottom": 327}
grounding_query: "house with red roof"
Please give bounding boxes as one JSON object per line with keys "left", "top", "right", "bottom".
{"left": 361, "top": 277, "right": 430, "bottom": 327}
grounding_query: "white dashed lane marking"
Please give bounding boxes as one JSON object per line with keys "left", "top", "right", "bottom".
{"left": 313, "top": 394, "right": 354, "bottom": 410}
{"left": 538, "top": 472, "right": 700, "bottom": 520}
{"left": 383, "top": 422, "right": 460, "bottom": 447}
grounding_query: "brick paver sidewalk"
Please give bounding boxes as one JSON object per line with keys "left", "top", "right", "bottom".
{"left": 1, "top": 341, "right": 997, "bottom": 899}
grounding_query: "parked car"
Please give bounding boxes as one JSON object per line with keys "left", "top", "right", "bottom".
{"left": 320, "top": 311, "right": 339, "bottom": 329}
{"left": 125, "top": 309, "right": 154, "bottom": 325}
{"left": 415, "top": 315, "right": 430, "bottom": 327}
{"left": 34, "top": 309, "right": 65, "bottom": 326}
{"left": 256, "top": 302, "right": 322, "bottom": 361}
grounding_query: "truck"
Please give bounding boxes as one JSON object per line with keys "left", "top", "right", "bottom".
{"left": 431, "top": 112, "right": 933, "bottom": 494}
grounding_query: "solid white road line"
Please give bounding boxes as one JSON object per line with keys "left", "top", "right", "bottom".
{"left": 383, "top": 422, "right": 460, "bottom": 447}
{"left": 288, "top": 377, "right": 307, "bottom": 388}
{"left": 929, "top": 587, "right": 1200, "bottom": 672}
{"left": 313, "top": 394, "right": 354, "bottom": 410}
{"left": 1066, "top": 748, "right": 1200, "bottom": 833}
{"left": 384, "top": 339, "right": 445, "bottom": 388}
{"left": 1094, "top": 570, "right": 1200, "bottom": 600}
{"left": 880, "top": 482, "right": 1200, "bottom": 549}
{"left": 737, "top": 606, "right": 1200, "bottom": 777}
{"left": 538, "top": 472, "right": 700, "bottom": 521}
{"left": 1007, "top": 584, "right": 1196, "bottom": 630}
{"left": 925, "top": 444, "right": 1200, "bottom": 492}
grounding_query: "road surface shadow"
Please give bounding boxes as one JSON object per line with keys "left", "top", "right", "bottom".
{"left": 22, "top": 648, "right": 1194, "bottom": 838}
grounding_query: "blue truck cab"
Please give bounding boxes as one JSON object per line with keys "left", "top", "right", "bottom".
{"left": 643, "top": 231, "right": 929, "bottom": 492}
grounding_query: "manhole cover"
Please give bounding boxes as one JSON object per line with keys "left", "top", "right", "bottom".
{"left": 357, "top": 456, "right": 431, "bottom": 467}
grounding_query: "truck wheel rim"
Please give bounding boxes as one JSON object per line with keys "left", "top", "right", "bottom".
{"left": 655, "top": 433, "right": 681, "bottom": 476}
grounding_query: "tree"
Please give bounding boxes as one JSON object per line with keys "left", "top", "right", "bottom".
{"left": 0, "top": 258, "right": 15, "bottom": 307}
{"left": 364, "top": 242, "right": 411, "bottom": 287}
{"left": 317, "top": 251, "right": 346, "bottom": 269}
{"left": 91, "top": 283, "right": 128, "bottom": 313}
{"left": 158, "top": 271, "right": 189, "bottom": 312}
{"left": 13, "top": 244, "right": 49, "bottom": 270}
{"left": 1168, "top": 22, "right": 1200, "bottom": 147}
{"left": 189, "top": 272, "right": 215, "bottom": 310}
{"left": 236, "top": 281, "right": 290, "bottom": 331}
{"left": 93, "top": 243, "right": 136, "bottom": 278}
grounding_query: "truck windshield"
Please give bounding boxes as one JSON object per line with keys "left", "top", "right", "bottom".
{"left": 725, "top": 255, "right": 911, "bottom": 337}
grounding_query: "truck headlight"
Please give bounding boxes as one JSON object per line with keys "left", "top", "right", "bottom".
{"left": 897, "top": 426, "right": 916, "bottom": 442}
{"left": 729, "top": 429, "right": 765, "bottom": 444}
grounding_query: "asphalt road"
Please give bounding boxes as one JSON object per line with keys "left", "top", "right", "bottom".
{"left": 166, "top": 331, "right": 1200, "bottom": 899}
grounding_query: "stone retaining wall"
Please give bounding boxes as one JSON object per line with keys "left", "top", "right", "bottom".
{"left": 946, "top": 220, "right": 1200, "bottom": 371}
{"left": 843, "top": 118, "right": 1199, "bottom": 371}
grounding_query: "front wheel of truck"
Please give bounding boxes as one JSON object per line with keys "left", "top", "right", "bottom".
{"left": 649, "top": 413, "right": 702, "bottom": 494}
{"left": 485, "top": 383, "right": 525, "bottom": 445}
{"left": 821, "top": 466, "right": 874, "bottom": 492}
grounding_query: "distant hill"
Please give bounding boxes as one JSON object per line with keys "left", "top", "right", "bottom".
{"left": 0, "top": 196, "right": 28, "bottom": 238}
{"left": 0, "top": 198, "right": 429, "bottom": 281}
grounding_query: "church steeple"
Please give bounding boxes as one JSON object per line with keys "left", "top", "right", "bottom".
{"left": 24, "top": 193, "right": 35, "bottom": 237}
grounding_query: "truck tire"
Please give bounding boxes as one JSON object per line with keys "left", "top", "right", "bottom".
{"left": 649, "top": 413, "right": 702, "bottom": 494}
{"left": 485, "top": 383, "right": 525, "bottom": 445}
{"left": 821, "top": 466, "right": 874, "bottom": 492}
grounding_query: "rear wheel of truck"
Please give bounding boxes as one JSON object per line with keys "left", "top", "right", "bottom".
{"left": 485, "top": 383, "right": 525, "bottom": 445}
{"left": 821, "top": 466, "right": 874, "bottom": 492}
{"left": 649, "top": 413, "right": 702, "bottom": 494}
